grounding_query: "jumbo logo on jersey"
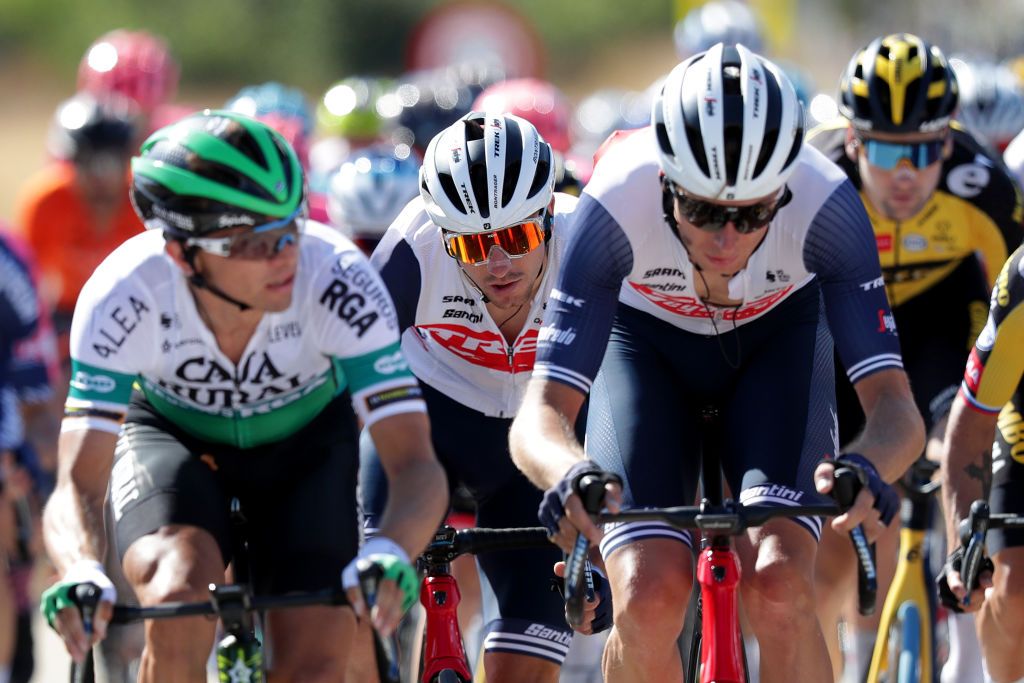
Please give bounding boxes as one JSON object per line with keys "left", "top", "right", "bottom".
{"left": 629, "top": 282, "right": 793, "bottom": 320}
{"left": 416, "top": 324, "right": 538, "bottom": 372}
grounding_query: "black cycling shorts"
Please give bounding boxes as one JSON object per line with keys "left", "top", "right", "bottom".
{"left": 836, "top": 256, "right": 989, "bottom": 444}
{"left": 110, "top": 393, "right": 361, "bottom": 595}
{"left": 587, "top": 282, "right": 837, "bottom": 559}
{"left": 360, "top": 381, "right": 575, "bottom": 665}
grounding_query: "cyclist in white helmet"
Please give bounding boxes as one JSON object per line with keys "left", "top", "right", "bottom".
{"left": 363, "top": 112, "right": 607, "bottom": 681}
{"left": 326, "top": 145, "right": 420, "bottom": 256}
{"left": 510, "top": 44, "right": 924, "bottom": 682}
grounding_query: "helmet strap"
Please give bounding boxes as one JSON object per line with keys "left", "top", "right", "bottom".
{"left": 182, "top": 245, "right": 252, "bottom": 312}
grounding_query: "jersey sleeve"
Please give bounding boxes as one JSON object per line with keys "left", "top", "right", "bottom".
{"left": 960, "top": 246, "right": 1024, "bottom": 414}
{"left": 369, "top": 226, "right": 421, "bottom": 332}
{"left": 803, "top": 179, "right": 905, "bottom": 384}
{"left": 945, "top": 128, "right": 1024, "bottom": 284}
{"left": 0, "top": 241, "right": 40, "bottom": 349}
{"left": 533, "top": 193, "right": 634, "bottom": 394}
{"left": 64, "top": 273, "right": 157, "bottom": 434}
{"left": 311, "top": 245, "right": 425, "bottom": 426}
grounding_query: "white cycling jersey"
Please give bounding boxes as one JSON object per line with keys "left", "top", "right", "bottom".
{"left": 535, "top": 127, "right": 904, "bottom": 394}
{"left": 64, "top": 221, "right": 424, "bottom": 448}
{"left": 370, "top": 193, "right": 578, "bottom": 418}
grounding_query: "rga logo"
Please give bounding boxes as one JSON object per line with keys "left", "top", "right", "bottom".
{"left": 704, "top": 96, "right": 716, "bottom": 116}
{"left": 451, "top": 146, "right": 462, "bottom": 163}
{"left": 71, "top": 371, "right": 117, "bottom": 394}
{"left": 319, "top": 279, "right": 381, "bottom": 337}
{"left": 373, "top": 350, "right": 408, "bottom": 375}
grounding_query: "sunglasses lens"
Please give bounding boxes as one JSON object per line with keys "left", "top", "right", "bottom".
{"left": 446, "top": 220, "right": 545, "bottom": 264}
{"left": 230, "top": 224, "right": 299, "bottom": 259}
{"left": 677, "top": 193, "right": 776, "bottom": 234}
{"left": 863, "top": 139, "right": 944, "bottom": 170}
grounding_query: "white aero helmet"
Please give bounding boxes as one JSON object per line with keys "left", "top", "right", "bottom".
{"left": 419, "top": 111, "right": 555, "bottom": 233}
{"left": 654, "top": 43, "right": 805, "bottom": 201}
{"left": 326, "top": 145, "right": 421, "bottom": 238}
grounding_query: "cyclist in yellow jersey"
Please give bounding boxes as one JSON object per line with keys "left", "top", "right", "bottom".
{"left": 940, "top": 244, "right": 1024, "bottom": 683}
{"left": 807, "top": 32, "right": 1024, "bottom": 680}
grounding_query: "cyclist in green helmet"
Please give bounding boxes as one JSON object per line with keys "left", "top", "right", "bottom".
{"left": 40, "top": 110, "right": 447, "bottom": 681}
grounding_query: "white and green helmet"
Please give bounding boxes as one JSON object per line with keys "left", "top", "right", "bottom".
{"left": 130, "top": 109, "right": 306, "bottom": 237}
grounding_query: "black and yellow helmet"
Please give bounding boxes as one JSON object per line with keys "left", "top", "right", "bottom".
{"left": 839, "top": 33, "right": 959, "bottom": 133}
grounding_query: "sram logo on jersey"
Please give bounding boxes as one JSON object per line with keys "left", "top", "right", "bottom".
{"left": 416, "top": 324, "right": 538, "bottom": 372}
{"left": 70, "top": 371, "right": 117, "bottom": 394}
{"left": 90, "top": 295, "right": 151, "bottom": 358}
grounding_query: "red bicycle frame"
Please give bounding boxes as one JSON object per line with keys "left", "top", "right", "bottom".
{"left": 697, "top": 540, "right": 745, "bottom": 683}
{"left": 420, "top": 570, "right": 472, "bottom": 682}
{"left": 414, "top": 525, "right": 552, "bottom": 683}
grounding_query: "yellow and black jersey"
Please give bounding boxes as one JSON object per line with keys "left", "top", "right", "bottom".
{"left": 961, "top": 245, "right": 1024, "bottom": 415}
{"left": 808, "top": 119, "right": 1024, "bottom": 307}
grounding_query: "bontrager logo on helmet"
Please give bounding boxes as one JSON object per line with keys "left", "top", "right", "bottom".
{"left": 839, "top": 33, "right": 959, "bottom": 134}
{"left": 420, "top": 111, "right": 555, "bottom": 234}
{"left": 654, "top": 43, "right": 804, "bottom": 201}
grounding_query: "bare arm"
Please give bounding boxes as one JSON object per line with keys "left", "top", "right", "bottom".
{"left": 42, "top": 428, "right": 117, "bottom": 574}
{"left": 509, "top": 379, "right": 587, "bottom": 490}
{"left": 846, "top": 368, "right": 926, "bottom": 481}
{"left": 940, "top": 396, "right": 997, "bottom": 553}
{"left": 369, "top": 411, "right": 448, "bottom": 560}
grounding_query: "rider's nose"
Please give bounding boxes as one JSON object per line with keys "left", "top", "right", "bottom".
{"left": 486, "top": 246, "right": 512, "bottom": 276}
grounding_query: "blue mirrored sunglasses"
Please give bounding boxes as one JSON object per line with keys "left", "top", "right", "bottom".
{"left": 186, "top": 208, "right": 303, "bottom": 260}
{"left": 861, "top": 138, "right": 945, "bottom": 170}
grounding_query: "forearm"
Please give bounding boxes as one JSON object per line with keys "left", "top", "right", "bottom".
{"left": 940, "top": 398, "right": 997, "bottom": 548}
{"left": 509, "top": 382, "right": 587, "bottom": 490}
{"left": 42, "top": 482, "right": 108, "bottom": 574}
{"left": 847, "top": 372, "right": 926, "bottom": 481}
{"left": 376, "top": 458, "right": 448, "bottom": 559}
{"left": 43, "top": 428, "right": 116, "bottom": 574}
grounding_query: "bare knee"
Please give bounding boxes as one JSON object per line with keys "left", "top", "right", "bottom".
{"left": 609, "top": 543, "right": 692, "bottom": 646}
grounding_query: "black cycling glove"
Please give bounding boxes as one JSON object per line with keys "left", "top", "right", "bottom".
{"left": 836, "top": 453, "right": 900, "bottom": 526}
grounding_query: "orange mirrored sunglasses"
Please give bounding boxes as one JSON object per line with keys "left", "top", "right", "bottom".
{"left": 443, "top": 217, "right": 546, "bottom": 265}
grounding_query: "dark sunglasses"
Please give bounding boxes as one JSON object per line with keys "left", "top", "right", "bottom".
{"left": 670, "top": 184, "right": 792, "bottom": 234}
{"left": 859, "top": 137, "right": 945, "bottom": 170}
{"left": 442, "top": 214, "right": 547, "bottom": 265}
{"left": 186, "top": 210, "right": 302, "bottom": 260}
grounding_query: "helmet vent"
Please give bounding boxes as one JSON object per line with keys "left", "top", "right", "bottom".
{"left": 752, "top": 71, "right": 782, "bottom": 178}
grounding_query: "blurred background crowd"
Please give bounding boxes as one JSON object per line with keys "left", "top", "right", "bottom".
{"left": 4, "top": 0, "right": 1024, "bottom": 680}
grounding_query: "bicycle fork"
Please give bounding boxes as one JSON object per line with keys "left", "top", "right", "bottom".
{"left": 698, "top": 540, "right": 745, "bottom": 683}
{"left": 421, "top": 573, "right": 472, "bottom": 682}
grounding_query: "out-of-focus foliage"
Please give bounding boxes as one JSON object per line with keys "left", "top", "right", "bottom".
{"left": 0, "top": 0, "right": 673, "bottom": 89}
